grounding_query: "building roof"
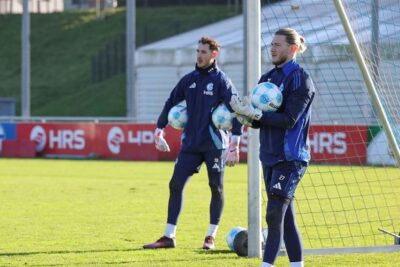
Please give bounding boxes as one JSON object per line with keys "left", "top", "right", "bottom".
{"left": 139, "top": 0, "right": 400, "bottom": 51}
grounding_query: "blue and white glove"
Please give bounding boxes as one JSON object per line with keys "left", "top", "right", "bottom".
{"left": 229, "top": 95, "right": 263, "bottom": 120}
{"left": 225, "top": 135, "right": 240, "bottom": 167}
{"left": 154, "top": 128, "right": 170, "bottom": 152}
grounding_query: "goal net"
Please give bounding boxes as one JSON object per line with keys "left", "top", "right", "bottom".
{"left": 254, "top": 0, "right": 400, "bottom": 254}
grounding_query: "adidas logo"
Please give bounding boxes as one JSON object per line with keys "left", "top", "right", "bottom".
{"left": 189, "top": 82, "right": 196, "bottom": 89}
{"left": 212, "top": 162, "right": 223, "bottom": 172}
{"left": 272, "top": 182, "right": 282, "bottom": 190}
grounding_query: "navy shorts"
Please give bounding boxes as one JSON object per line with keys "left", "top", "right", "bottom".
{"left": 262, "top": 161, "right": 307, "bottom": 199}
{"left": 170, "top": 149, "right": 225, "bottom": 188}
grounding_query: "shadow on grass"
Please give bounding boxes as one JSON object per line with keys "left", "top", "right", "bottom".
{"left": 0, "top": 247, "right": 144, "bottom": 257}
{"left": 0, "top": 247, "right": 236, "bottom": 257}
{"left": 0, "top": 247, "right": 243, "bottom": 267}
{"left": 196, "top": 249, "right": 233, "bottom": 255}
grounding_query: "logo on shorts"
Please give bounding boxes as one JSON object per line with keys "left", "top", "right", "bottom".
{"left": 272, "top": 182, "right": 282, "bottom": 190}
{"left": 278, "top": 175, "right": 286, "bottom": 181}
{"left": 212, "top": 158, "right": 221, "bottom": 171}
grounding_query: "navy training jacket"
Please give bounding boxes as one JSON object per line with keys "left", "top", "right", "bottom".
{"left": 157, "top": 61, "right": 243, "bottom": 152}
{"left": 253, "top": 59, "right": 315, "bottom": 167}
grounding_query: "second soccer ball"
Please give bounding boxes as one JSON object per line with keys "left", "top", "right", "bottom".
{"left": 212, "top": 103, "right": 233, "bottom": 130}
{"left": 251, "top": 82, "right": 283, "bottom": 112}
{"left": 168, "top": 101, "right": 188, "bottom": 130}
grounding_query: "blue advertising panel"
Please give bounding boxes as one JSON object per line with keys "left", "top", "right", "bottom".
{"left": 0, "top": 123, "right": 17, "bottom": 140}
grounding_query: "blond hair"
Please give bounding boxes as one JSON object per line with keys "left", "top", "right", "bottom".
{"left": 275, "top": 28, "right": 307, "bottom": 54}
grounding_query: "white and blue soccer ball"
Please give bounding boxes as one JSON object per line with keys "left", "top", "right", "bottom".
{"left": 212, "top": 103, "right": 233, "bottom": 130}
{"left": 168, "top": 101, "right": 188, "bottom": 130}
{"left": 226, "top": 226, "right": 248, "bottom": 257}
{"left": 250, "top": 82, "right": 283, "bottom": 112}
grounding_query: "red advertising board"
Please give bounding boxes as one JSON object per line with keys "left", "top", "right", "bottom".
{"left": 94, "top": 124, "right": 181, "bottom": 160}
{"left": 15, "top": 123, "right": 182, "bottom": 160}
{"left": 309, "top": 125, "right": 368, "bottom": 164}
{"left": 13, "top": 123, "right": 367, "bottom": 164}
{"left": 17, "top": 123, "right": 96, "bottom": 157}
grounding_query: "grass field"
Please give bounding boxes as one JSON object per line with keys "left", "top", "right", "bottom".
{"left": 0, "top": 158, "right": 399, "bottom": 266}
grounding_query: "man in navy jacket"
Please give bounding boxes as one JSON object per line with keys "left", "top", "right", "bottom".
{"left": 231, "top": 28, "right": 315, "bottom": 267}
{"left": 143, "top": 36, "right": 243, "bottom": 250}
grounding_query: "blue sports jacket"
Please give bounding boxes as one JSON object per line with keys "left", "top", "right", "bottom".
{"left": 253, "top": 59, "right": 315, "bottom": 166}
{"left": 157, "top": 61, "right": 243, "bottom": 152}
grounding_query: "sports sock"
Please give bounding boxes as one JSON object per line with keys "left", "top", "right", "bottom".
{"left": 164, "top": 223, "right": 177, "bottom": 238}
{"left": 261, "top": 262, "right": 273, "bottom": 267}
{"left": 206, "top": 224, "right": 219, "bottom": 238}
{"left": 290, "top": 261, "right": 304, "bottom": 267}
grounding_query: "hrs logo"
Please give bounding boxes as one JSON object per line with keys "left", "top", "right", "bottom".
{"left": 309, "top": 132, "right": 347, "bottom": 154}
{"left": 30, "top": 125, "right": 85, "bottom": 152}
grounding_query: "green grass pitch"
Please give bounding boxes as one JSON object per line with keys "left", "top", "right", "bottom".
{"left": 0, "top": 158, "right": 399, "bottom": 266}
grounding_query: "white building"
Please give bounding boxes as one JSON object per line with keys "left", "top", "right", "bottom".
{"left": 0, "top": 0, "right": 63, "bottom": 13}
{"left": 0, "top": 0, "right": 117, "bottom": 14}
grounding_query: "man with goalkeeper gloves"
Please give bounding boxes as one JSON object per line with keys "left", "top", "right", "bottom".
{"left": 230, "top": 28, "right": 315, "bottom": 267}
{"left": 143, "top": 36, "right": 243, "bottom": 250}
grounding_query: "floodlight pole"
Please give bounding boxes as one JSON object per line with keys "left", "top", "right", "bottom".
{"left": 126, "top": 0, "right": 136, "bottom": 120}
{"left": 244, "top": 0, "right": 262, "bottom": 258}
{"left": 21, "top": 0, "right": 30, "bottom": 117}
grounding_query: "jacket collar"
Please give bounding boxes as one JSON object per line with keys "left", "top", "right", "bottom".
{"left": 195, "top": 60, "right": 217, "bottom": 74}
{"left": 275, "top": 59, "right": 299, "bottom": 75}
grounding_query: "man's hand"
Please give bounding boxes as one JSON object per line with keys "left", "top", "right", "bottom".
{"left": 229, "top": 95, "right": 263, "bottom": 120}
{"left": 234, "top": 114, "right": 253, "bottom": 127}
{"left": 154, "top": 128, "right": 170, "bottom": 152}
{"left": 225, "top": 135, "right": 240, "bottom": 167}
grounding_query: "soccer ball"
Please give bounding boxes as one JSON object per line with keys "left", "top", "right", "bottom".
{"left": 168, "top": 101, "right": 188, "bottom": 130}
{"left": 226, "top": 227, "right": 248, "bottom": 257}
{"left": 250, "top": 82, "right": 283, "bottom": 112}
{"left": 212, "top": 103, "right": 233, "bottom": 130}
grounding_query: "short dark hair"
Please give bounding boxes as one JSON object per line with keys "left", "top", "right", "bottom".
{"left": 198, "top": 36, "right": 220, "bottom": 52}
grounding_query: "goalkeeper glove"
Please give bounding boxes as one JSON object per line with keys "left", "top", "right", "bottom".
{"left": 225, "top": 135, "right": 240, "bottom": 167}
{"left": 229, "top": 95, "right": 263, "bottom": 120}
{"left": 234, "top": 114, "right": 253, "bottom": 127}
{"left": 154, "top": 128, "right": 170, "bottom": 152}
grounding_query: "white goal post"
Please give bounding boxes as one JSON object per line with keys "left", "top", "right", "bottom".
{"left": 245, "top": 0, "right": 400, "bottom": 257}
{"left": 244, "top": 0, "right": 263, "bottom": 258}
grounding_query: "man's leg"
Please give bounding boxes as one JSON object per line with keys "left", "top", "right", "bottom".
{"left": 284, "top": 200, "right": 303, "bottom": 265}
{"left": 261, "top": 161, "right": 306, "bottom": 265}
{"left": 167, "top": 151, "right": 202, "bottom": 227}
{"left": 262, "top": 194, "right": 290, "bottom": 264}
{"left": 143, "top": 151, "right": 202, "bottom": 249}
{"left": 202, "top": 149, "right": 225, "bottom": 249}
